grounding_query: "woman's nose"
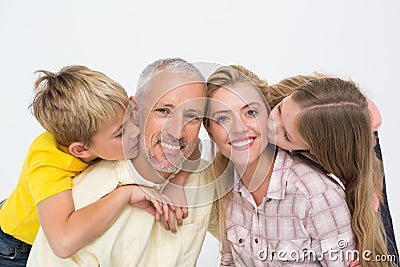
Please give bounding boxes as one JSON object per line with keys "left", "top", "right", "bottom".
{"left": 230, "top": 115, "right": 247, "bottom": 134}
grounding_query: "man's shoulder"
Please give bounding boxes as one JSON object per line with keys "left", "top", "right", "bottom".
{"left": 186, "top": 159, "right": 212, "bottom": 182}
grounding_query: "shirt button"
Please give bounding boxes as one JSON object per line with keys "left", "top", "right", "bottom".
{"left": 254, "top": 238, "right": 258, "bottom": 244}
{"left": 266, "top": 198, "right": 272, "bottom": 202}
{"left": 239, "top": 238, "right": 243, "bottom": 243}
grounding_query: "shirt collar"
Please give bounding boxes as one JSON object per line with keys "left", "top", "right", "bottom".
{"left": 233, "top": 149, "right": 290, "bottom": 201}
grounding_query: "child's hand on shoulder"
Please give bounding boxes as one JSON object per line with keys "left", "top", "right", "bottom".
{"left": 128, "top": 185, "right": 175, "bottom": 222}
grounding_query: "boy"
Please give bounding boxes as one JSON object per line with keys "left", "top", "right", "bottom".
{"left": 0, "top": 65, "right": 169, "bottom": 266}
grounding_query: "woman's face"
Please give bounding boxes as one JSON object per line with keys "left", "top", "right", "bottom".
{"left": 207, "top": 82, "right": 269, "bottom": 167}
{"left": 267, "top": 95, "right": 309, "bottom": 151}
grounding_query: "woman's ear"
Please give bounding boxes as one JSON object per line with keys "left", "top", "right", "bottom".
{"left": 69, "top": 142, "right": 92, "bottom": 159}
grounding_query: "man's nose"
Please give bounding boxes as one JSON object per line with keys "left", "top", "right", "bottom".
{"left": 164, "top": 115, "right": 185, "bottom": 139}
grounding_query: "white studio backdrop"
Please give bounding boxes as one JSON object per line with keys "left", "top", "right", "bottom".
{"left": 1, "top": 1, "right": 399, "bottom": 266}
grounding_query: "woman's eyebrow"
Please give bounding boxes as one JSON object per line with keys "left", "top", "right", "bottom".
{"left": 241, "top": 102, "right": 260, "bottom": 110}
{"left": 211, "top": 110, "right": 231, "bottom": 117}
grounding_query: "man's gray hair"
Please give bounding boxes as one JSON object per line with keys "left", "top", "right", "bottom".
{"left": 135, "top": 58, "right": 205, "bottom": 105}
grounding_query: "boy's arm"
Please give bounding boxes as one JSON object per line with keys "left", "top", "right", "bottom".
{"left": 160, "top": 180, "right": 188, "bottom": 233}
{"left": 36, "top": 184, "right": 162, "bottom": 259}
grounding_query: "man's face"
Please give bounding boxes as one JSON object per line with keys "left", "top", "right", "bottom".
{"left": 139, "top": 72, "right": 206, "bottom": 173}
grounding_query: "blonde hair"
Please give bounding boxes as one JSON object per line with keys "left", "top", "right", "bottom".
{"left": 30, "top": 65, "right": 129, "bottom": 146}
{"left": 267, "top": 75, "right": 315, "bottom": 109}
{"left": 291, "top": 78, "right": 389, "bottom": 267}
{"left": 205, "top": 65, "right": 269, "bottom": 241}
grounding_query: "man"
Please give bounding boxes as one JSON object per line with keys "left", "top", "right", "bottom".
{"left": 27, "top": 58, "right": 219, "bottom": 266}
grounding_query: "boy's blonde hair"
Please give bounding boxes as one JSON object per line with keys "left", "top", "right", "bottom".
{"left": 30, "top": 65, "right": 129, "bottom": 147}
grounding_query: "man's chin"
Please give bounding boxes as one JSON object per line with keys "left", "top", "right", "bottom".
{"left": 149, "top": 157, "right": 183, "bottom": 173}
{"left": 153, "top": 163, "right": 180, "bottom": 174}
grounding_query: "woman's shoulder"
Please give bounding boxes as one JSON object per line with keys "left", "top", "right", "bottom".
{"left": 278, "top": 149, "right": 345, "bottom": 199}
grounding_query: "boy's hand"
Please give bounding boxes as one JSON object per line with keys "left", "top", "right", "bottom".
{"left": 128, "top": 185, "right": 175, "bottom": 221}
{"left": 160, "top": 182, "right": 188, "bottom": 233}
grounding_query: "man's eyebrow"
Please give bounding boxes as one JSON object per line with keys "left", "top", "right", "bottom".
{"left": 186, "top": 108, "right": 203, "bottom": 114}
{"left": 154, "top": 103, "right": 175, "bottom": 109}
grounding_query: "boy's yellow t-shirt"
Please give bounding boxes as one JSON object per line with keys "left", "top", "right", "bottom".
{"left": 0, "top": 131, "right": 89, "bottom": 244}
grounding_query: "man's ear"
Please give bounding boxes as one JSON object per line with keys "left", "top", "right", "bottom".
{"left": 129, "top": 96, "right": 138, "bottom": 110}
{"left": 129, "top": 96, "right": 139, "bottom": 122}
{"left": 69, "top": 142, "right": 92, "bottom": 159}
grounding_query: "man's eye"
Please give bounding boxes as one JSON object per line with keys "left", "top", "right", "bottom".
{"left": 185, "top": 113, "right": 200, "bottom": 121}
{"left": 155, "top": 108, "right": 169, "bottom": 114}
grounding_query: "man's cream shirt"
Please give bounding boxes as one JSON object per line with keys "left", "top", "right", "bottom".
{"left": 27, "top": 159, "right": 219, "bottom": 267}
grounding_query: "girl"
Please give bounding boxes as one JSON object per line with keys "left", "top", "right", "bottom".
{"left": 268, "top": 74, "right": 398, "bottom": 266}
{"left": 267, "top": 77, "right": 393, "bottom": 267}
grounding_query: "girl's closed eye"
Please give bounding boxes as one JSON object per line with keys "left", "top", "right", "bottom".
{"left": 284, "top": 132, "right": 290, "bottom": 142}
{"left": 277, "top": 104, "right": 281, "bottom": 113}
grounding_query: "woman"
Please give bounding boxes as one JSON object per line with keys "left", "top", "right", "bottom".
{"left": 205, "top": 65, "right": 357, "bottom": 266}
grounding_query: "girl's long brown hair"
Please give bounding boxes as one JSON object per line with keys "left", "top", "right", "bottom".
{"left": 280, "top": 77, "right": 389, "bottom": 267}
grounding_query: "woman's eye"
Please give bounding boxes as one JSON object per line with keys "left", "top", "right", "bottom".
{"left": 216, "top": 116, "right": 228, "bottom": 123}
{"left": 247, "top": 109, "right": 257, "bottom": 116}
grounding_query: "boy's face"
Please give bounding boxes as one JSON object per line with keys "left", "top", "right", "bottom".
{"left": 123, "top": 99, "right": 140, "bottom": 160}
{"left": 86, "top": 111, "right": 139, "bottom": 160}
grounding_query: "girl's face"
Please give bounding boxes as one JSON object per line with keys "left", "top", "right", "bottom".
{"left": 267, "top": 95, "right": 309, "bottom": 151}
{"left": 207, "top": 83, "right": 269, "bottom": 167}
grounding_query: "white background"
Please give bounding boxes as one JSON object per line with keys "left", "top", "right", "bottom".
{"left": 0, "top": 1, "right": 398, "bottom": 266}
